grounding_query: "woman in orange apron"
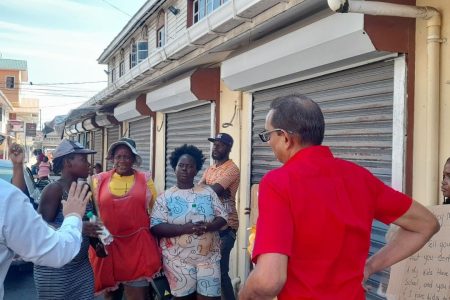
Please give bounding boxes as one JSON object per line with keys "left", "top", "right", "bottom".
{"left": 90, "top": 137, "right": 161, "bottom": 300}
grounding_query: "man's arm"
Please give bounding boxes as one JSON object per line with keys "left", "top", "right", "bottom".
{"left": 4, "top": 182, "right": 91, "bottom": 267}
{"left": 201, "top": 164, "right": 240, "bottom": 197}
{"left": 364, "top": 200, "right": 439, "bottom": 280}
{"left": 198, "top": 169, "right": 226, "bottom": 196}
{"left": 239, "top": 253, "right": 288, "bottom": 300}
{"left": 9, "top": 143, "right": 27, "bottom": 192}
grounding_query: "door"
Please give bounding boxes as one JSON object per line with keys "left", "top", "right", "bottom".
{"left": 251, "top": 60, "right": 396, "bottom": 298}
{"left": 165, "top": 103, "right": 213, "bottom": 189}
{"left": 129, "top": 117, "right": 152, "bottom": 172}
{"left": 106, "top": 126, "right": 120, "bottom": 171}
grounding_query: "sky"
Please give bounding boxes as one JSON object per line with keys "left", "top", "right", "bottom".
{"left": 0, "top": 0, "right": 147, "bottom": 126}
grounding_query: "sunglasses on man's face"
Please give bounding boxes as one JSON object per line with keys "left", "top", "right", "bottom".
{"left": 258, "top": 129, "right": 285, "bottom": 142}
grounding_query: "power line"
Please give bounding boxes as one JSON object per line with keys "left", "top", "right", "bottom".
{"left": 5, "top": 87, "right": 99, "bottom": 93}
{"left": 1, "top": 90, "right": 94, "bottom": 98}
{"left": 11, "top": 101, "right": 87, "bottom": 109}
{"left": 29, "top": 80, "right": 107, "bottom": 86}
{"left": 0, "top": 80, "right": 106, "bottom": 86}
{"left": 100, "top": 0, "right": 132, "bottom": 17}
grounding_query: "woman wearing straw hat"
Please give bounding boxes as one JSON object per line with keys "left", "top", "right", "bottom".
{"left": 89, "top": 137, "right": 161, "bottom": 300}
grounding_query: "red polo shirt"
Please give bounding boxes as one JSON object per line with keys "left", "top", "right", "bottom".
{"left": 252, "top": 146, "right": 412, "bottom": 300}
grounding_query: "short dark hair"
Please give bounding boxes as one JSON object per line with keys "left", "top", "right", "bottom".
{"left": 169, "top": 144, "right": 205, "bottom": 171}
{"left": 269, "top": 94, "right": 325, "bottom": 145}
{"left": 52, "top": 153, "right": 76, "bottom": 175}
{"left": 94, "top": 163, "right": 102, "bottom": 169}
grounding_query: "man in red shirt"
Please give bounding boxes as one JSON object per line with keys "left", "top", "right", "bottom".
{"left": 239, "top": 94, "right": 440, "bottom": 300}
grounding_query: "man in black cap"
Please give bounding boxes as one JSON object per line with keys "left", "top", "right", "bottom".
{"left": 199, "top": 132, "right": 240, "bottom": 300}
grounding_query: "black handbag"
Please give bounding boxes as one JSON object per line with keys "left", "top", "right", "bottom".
{"left": 149, "top": 271, "right": 172, "bottom": 300}
{"left": 89, "top": 237, "right": 108, "bottom": 258}
{"left": 87, "top": 193, "right": 109, "bottom": 258}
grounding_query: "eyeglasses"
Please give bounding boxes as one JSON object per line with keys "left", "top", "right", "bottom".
{"left": 258, "top": 128, "right": 285, "bottom": 142}
{"left": 113, "top": 155, "right": 133, "bottom": 162}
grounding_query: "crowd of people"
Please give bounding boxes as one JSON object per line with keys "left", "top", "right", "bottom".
{"left": 0, "top": 93, "right": 447, "bottom": 300}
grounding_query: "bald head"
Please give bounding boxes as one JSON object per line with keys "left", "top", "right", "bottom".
{"left": 269, "top": 94, "right": 325, "bottom": 146}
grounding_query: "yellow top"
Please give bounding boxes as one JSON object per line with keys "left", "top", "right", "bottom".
{"left": 92, "top": 172, "right": 157, "bottom": 213}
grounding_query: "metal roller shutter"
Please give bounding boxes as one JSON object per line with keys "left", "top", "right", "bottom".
{"left": 251, "top": 60, "right": 395, "bottom": 299}
{"left": 165, "top": 103, "right": 213, "bottom": 189}
{"left": 78, "top": 132, "right": 86, "bottom": 147}
{"left": 106, "top": 126, "right": 120, "bottom": 170}
{"left": 129, "top": 117, "right": 152, "bottom": 172}
{"left": 92, "top": 129, "right": 103, "bottom": 169}
{"left": 85, "top": 132, "right": 91, "bottom": 150}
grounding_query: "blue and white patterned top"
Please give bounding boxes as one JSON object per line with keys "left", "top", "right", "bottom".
{"left": 151, "top": 185, "right": 227, "bottom": 264}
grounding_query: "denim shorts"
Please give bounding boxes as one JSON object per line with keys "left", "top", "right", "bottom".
{"left": 123, "top": 279, "right": 149, "bottom": 288}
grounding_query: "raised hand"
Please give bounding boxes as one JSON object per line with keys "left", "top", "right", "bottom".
{"left": 9, "top": 143, "right": 25, "bottom": 165}
{"left": 62, "top": 182, "right": 91, "bottom": 218}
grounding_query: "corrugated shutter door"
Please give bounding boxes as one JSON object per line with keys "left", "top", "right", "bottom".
{"left": 165, "top": 103, "right": 212, "bottom": 189}
{"left": 106, "top": 126, "right": 120, "bottom": 170}
{"left": 129, "top": 117, "right": 152, "bottom": 172}
{"left": 93, "top": 130, "right": 103, "bottom": 169}
{"left": 252, "top": 60, "right": 394, "bottom": 299}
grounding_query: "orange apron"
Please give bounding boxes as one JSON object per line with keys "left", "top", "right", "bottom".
{"left": 89, "top": 170, "right": 161, "bottom": 293}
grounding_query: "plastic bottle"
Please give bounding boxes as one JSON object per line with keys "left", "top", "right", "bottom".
{"left": 190, "top": 203, "right": 205, "bottom": 224}
{"left": 86, "top": 211, "right": 114, "bottom": 245}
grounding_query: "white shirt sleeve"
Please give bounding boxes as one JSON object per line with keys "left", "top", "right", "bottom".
{"left": 3, "top": 187, "right": 83, "bottom": 268}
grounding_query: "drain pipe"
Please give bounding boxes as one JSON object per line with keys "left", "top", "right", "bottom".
{"left": 328, "top": 0, "right": 442, "bottom": 204}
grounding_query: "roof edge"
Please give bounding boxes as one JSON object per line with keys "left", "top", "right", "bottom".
{"left": 97, "top": 0, "right": 164, "bottom": 64}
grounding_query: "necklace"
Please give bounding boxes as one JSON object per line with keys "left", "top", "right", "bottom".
{"left": 124, "top": 181, "right": 128, "bottom": 194}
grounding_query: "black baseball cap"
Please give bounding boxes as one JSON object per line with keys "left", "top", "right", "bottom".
{"left": 208, "top": 133, "right": 233, "bottom": 147}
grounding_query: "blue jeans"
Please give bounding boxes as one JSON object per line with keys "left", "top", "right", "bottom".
{"left": 220, "top": 227, "right": 236, "bottom": 300}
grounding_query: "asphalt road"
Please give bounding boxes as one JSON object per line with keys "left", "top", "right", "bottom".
{"left": 4, "top": 263, "right": 37, "bottom": 300}
{"left": 4, "top": 264, "right": 105, "bottom": 300}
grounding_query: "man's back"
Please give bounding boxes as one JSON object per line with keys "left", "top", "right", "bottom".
{"left": 252, "top": 146, "right": 412, "bottom": 299}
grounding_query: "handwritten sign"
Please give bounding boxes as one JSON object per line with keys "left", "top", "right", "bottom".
{"left": 387, "top": 205, "right": 450, "bottom": 300}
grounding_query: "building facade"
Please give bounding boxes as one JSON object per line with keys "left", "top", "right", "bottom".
{"left": 67, "top": 0, "right": 450, "bottom": 298}
{"left": 0, "top": 58, "right": 40, "bottom": 160}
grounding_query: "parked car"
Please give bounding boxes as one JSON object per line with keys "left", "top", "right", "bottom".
{"left": 0, "top": 159, "right": 41, "bottom": 207}
{"left": 0, "top": 159, "right": 42, "bottom": 269}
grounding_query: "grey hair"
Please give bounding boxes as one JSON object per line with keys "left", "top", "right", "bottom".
{"left": 269, "top": 94, "right": 325, "bottom": 145}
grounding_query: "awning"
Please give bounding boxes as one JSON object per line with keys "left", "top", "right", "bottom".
{"left": 69, "top": 124, "right": 78, "bottom": 134}
{"left": 75, "top": 122, "right": 85, "bottom": 133}
{"left": 82, "top": 117, "right": 100, "bottom": 131}
{"left": 114, "top": 94, "right": 154, "bottom": 122}
{"left": 146, "top": 68, "right": 219, "bottom": 113}
{"left": 65, "top": 127, "right": 72, "bottom": 137}
{"left": 95, "top": 114, "right": 119, "bottom": 128}
{"left": 221, "top": 13, "right": 394, "bottom": 91}
{"left": 42, "top": 115, "right": 67, "bottom": 135}
{"left": 65, "top": 106, "right": 99, "bottom": 125}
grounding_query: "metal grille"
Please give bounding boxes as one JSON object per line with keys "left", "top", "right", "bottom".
{"left": 106, "top": 126, "right": 120, "bottom": 171}
{"left": 251, "top": 60, "right": 395, "bottom": 299}
{"left": 129, "top": 117, "right": 152, "bottom": 172}
{"left": 165, "top": 103, "right": 212, "bottom": 189}
{"left": 92, "top": 129, "right": 103, "bottom": 170}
